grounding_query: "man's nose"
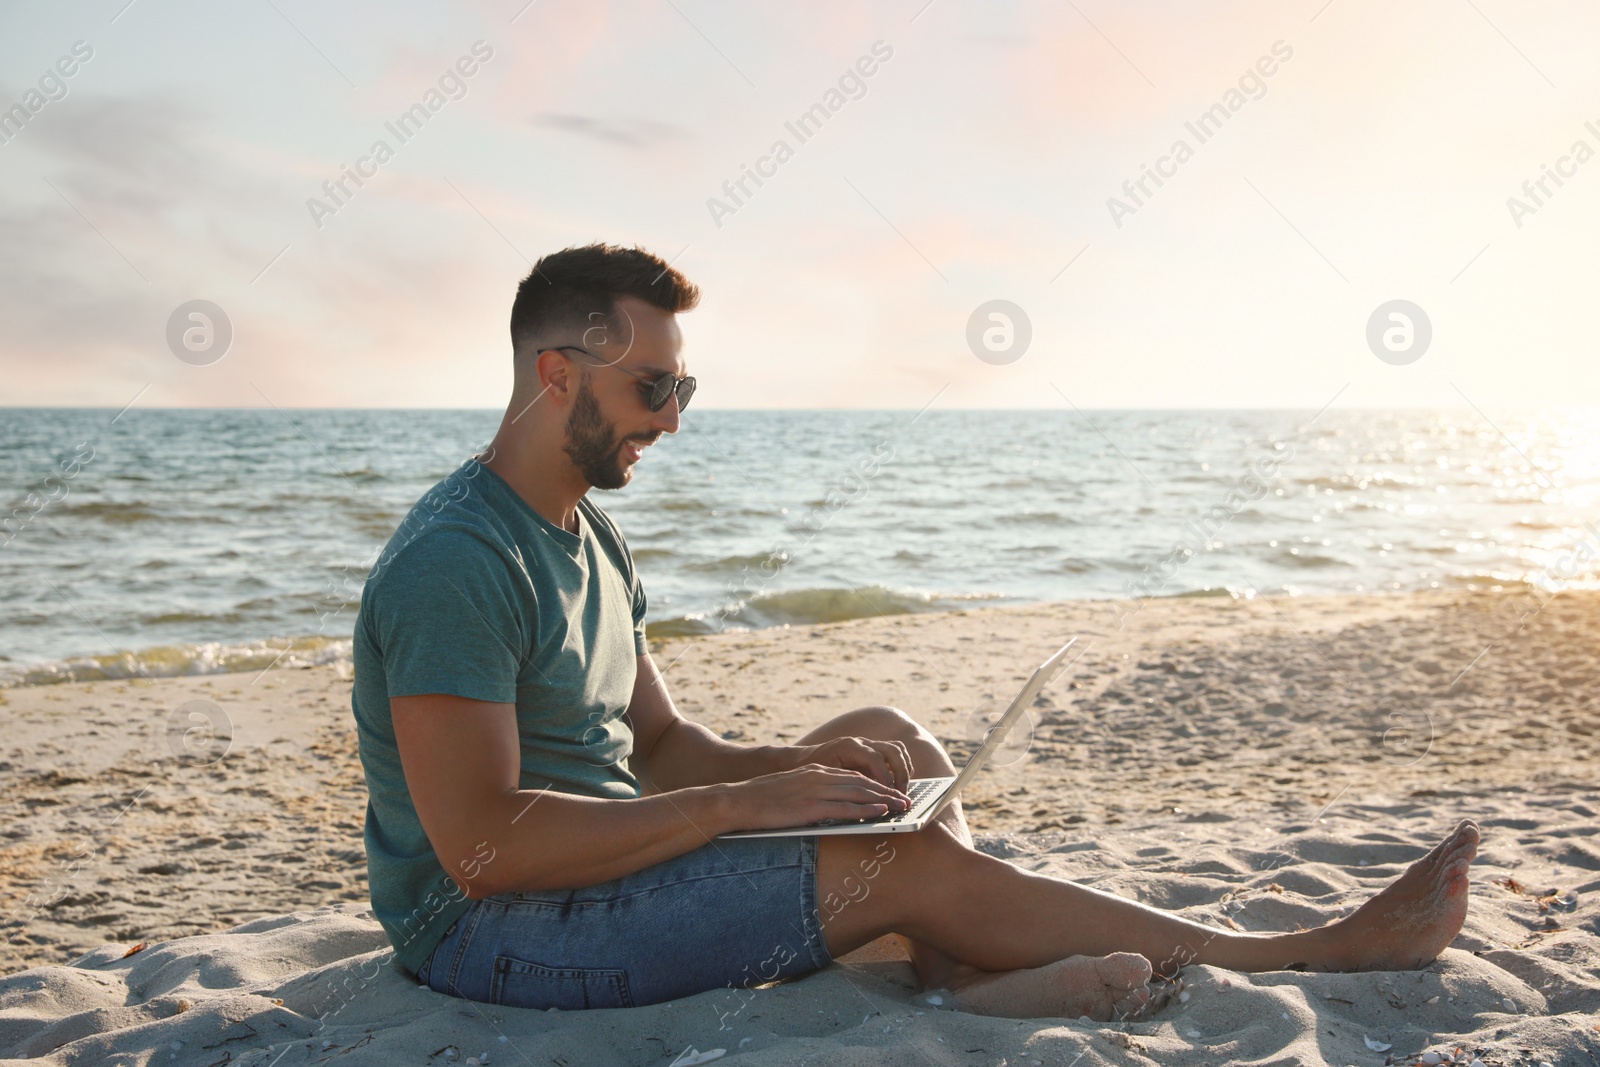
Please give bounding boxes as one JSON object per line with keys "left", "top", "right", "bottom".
{"left": 652, "top": 394, "right": 681, "bottom": 434}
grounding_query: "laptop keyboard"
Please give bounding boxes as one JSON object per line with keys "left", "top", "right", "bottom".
{"left": 816, "top": 778, "right": 944, "bottom": 827}
{"left": 879, "top": 778, "right": 941, "bottom": 822}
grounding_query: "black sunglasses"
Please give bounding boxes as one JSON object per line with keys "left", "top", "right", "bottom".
{"left": 544, "top": 345, "right": 696, "bottom": 413}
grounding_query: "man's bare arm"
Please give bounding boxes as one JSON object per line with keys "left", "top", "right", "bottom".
{"left": 392, "top": 691, "right": 907, "bottom": 897}
{"left": 625, "top": 653, "right": 914, "bottom": 795}
{"left": 625, "top": 652, "right": 790, "bottom": 792}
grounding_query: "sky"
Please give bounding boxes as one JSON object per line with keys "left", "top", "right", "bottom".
{"left": 1, "top": 0, "right": 1598, "bottom": 410}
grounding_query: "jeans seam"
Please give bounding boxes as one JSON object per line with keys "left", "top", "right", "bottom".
{"left": 491, "top": 954, "right": 637, "bottom": 1009}
{"left": 443, "top": 900, "right": 486, "bottom": 998}
{"left": 498, "top": 860, "right": 805, "bottom": 911}
{"left": 799, "top": 838, "right": 833, "bottom": 971}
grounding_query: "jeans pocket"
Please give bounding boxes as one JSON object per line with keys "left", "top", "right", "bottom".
{"left": 489, "top": 954, "right": 634, "bottom": 1010}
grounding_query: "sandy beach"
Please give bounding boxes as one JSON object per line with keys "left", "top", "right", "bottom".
{"left": 2, "top": 589, "right": 1598, "bottom": 1065}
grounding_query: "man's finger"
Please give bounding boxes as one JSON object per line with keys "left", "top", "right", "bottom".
{"left": 866, "top": 743, "right": 894, "bottom": 787}
{"left": 861, "top": 739, "right": 908, "bottom": 792}
{"left": 866, "top": 742, "right": 909, "bottom": 796}
{"left": 819, "top": 756, "right": 907, "bottom": 805}
{"left": 844, "top": 778, "right": 906, "bottom": 810}
{"left": 838, "top": 765, "right": 907, "bottom": 804}
{"left": 865, "top": 742, "right": 894, "bottom": 789}
{"left": 840, "top": 738, "right": 890, "bottom": 787}
{"left": 882, "top": 740, "right": 912, "bottom": 791}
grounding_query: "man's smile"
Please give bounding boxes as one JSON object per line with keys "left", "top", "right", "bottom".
{"left": 622, "top": 434, "right": 659, "bottom": 464}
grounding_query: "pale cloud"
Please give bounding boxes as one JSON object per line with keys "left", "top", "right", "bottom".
{"left": 1, "top": 0, "right": 1598, "bottom": 410}
{"left": 531, "top": 112, "right": 687, "bottom": 148}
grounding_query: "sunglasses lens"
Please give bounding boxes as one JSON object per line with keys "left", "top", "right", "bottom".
{"left": 649, "top": 376, "right": 674, "bottom": 411}
{"left": 676, "top": 377, "right": 696, "bottom": 412}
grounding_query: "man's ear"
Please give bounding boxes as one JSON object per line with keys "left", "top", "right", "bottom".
{"left": 532, "top": 347, "right": 575, "bottom": 407}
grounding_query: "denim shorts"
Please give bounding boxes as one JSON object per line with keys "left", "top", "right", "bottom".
{"left": 415, "top": 835, "right": 834, "bottom": 1010}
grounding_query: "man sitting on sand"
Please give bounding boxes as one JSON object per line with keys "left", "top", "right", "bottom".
{"left": 350, "top": 242, "right": 1480, "bottom": 1019}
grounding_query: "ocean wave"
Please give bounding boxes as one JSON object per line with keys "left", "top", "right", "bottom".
{"left": 1292, "top": 473, "right": 1429, "bottom": 491}
{"left": 0, "top": 636, "right": 351, "bottom": 689}
{"left": 683, "top": 552, "right": 790, "bottom": 575}
{"left": 646, "top": 585, "right": 1010, "bottom": 637}
{"left": 992, "top": 511, "right": 1072, "bottom": 526}
{"left": 1274, "top": 548, "right": 1351, "bottom": 569}
{"left": 140, "top": 610, "right": 249, "bottom": 626}
{"left": 55, "top": 501, "right": 162, "bottom": 523}
{"left": 1167, "top": 585, "right": 1245, "bottom": 599}
{"left": 1441, "top": 573, "right": 1547, "bottom": 593}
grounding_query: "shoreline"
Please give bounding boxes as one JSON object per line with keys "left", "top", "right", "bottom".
{"left": 0, "top": 581, "right": 1562, "bottom": 690}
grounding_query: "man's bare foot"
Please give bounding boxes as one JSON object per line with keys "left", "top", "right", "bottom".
{"left": 948, "top": 952, "right": 1162, "bottom": 1020}
{"left": 1319, "top": 819, "right": 1480, "bottom": 971}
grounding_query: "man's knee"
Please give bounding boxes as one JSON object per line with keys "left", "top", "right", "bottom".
{"left": 819, "top": 824, "right": 958, "bottom": 909}
{"left": 835, "top": 704, "right": 924, "bottom": 744}
{"left": 840, "top": 705, "right": 956, "bottom": 778}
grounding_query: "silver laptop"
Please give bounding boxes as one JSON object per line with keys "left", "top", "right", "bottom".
{"left": 718, "top": 638, "right": 1081, "bottom": 839}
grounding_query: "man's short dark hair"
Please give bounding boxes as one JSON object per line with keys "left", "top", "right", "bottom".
{"left": 509, "top": 243, "right": 700, "bottom": 352}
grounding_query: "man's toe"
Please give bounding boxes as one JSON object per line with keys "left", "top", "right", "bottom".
{"left": 1096, "top": 951, "right": 1154, "bottom": 990}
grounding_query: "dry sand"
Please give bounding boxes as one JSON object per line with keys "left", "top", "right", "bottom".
{"left": 1, "top": 589, "right": 1597, "bottom": 1065}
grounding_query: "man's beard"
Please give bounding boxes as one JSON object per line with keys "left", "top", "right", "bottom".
{"left": 563, "top": 374, "right": 630, "bottom": 490}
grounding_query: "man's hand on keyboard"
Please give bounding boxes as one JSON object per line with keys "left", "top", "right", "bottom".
{"left": 780, "top": 735, "right": 913, "bottom": 792}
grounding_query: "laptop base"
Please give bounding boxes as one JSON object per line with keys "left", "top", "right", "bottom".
{"left": 716, "top": 775, "right": 953, "bottom": 839}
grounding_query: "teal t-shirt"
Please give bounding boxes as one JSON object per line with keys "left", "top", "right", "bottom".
{"left": 350, "top": 459, "right": 648, "bottom": 973}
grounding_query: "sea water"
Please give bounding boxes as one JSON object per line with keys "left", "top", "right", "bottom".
{"left": 3, "top": 407, "right": 1598, "bottom": 685}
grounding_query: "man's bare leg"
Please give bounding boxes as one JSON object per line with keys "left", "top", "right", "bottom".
{"left": 808, "top": 709, "right": 1480, "bottom": 1018}
{"left": 795, "top": 706, "right": 989, "bottom": 990}
{"left": 799, "top": 706, "right": 1162, "bottom": 1018}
